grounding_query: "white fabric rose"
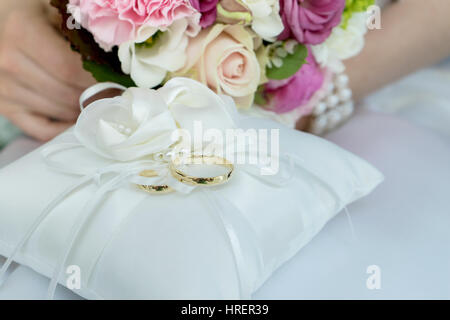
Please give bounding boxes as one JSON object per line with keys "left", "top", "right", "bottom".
{"left": 242, "top": 0, "right": 284, "bottom": 42}
{"left": 312, "top": 12, "right": 368, "bottom": 73}
{"left": 158, "top": 78, "right": 236, "bottom": 135}
{"left": 118, "top": 18, "right": 201, "bottom": 88}
{"left": 74, "top": 78, "right": 236, "bottom": 162}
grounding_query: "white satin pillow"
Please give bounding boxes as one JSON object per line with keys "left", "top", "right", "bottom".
{"left": 0, "top": 117, "right": 383, "bottom": 299}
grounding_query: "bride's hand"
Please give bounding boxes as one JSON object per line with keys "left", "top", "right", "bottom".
{"left": 0, "top": 1, "right": 95, "bottom": 141}
{"left": 346, "top": 0, "right": 450, "bottom": 102}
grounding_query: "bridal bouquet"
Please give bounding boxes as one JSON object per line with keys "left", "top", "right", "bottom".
{"left": 51, "top": 0, "right": 374, "bottom": 129}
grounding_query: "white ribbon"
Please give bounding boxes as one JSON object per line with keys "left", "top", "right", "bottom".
{"left": 79, "top": 82, "right": 126, "bottom": 111}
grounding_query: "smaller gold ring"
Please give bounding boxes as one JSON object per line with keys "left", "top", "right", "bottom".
{"left": 169, "top": 155, "right": 233, "bottom": 186}
{"left": 138, "top": 170, "right": 174, "bottom": 194}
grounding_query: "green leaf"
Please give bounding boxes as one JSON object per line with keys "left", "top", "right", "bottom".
{"left": 83, "top": 60, "right": 136, "bottom": 88}
{"left": 254, "top": 85, "right": 268, "bottom": 106}
{"left": 266, "top": 44, "right": 308, "bottom": 80}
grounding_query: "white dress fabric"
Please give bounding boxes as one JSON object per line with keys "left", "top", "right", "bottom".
{"left": 366, "top": 59, "right": 450, "bottom": 139}
{"left": 255, "top": 109, "right": 450, "bottom": 299}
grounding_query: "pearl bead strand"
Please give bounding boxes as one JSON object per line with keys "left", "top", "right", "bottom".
{"left": 308, "top": 72, "right": 354, "bottom": 135}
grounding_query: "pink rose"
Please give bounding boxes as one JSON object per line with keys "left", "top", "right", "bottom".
{"left": 278, "top": 0, "right": 345, "bottom": 45}
{"left": 189, "top": 0, "right": 219, "bottom": 28}
{"left": 264, "top": 50, "right": 324, "bottom": 114}
{"left": 178, "top": 24, "right": 262, "bottom": 109}
{"left": 69, "top": 0, "right": 199, "bottom": 50}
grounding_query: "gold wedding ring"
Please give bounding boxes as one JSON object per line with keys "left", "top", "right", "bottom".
{"left": 138, "top": 156, "right": 234, "bottom": 194}
{"left": 138, "top": 170, "right": 174, "bottom": 194}
{"left": 169, "top": 155, "right": 234, "bottom": 186}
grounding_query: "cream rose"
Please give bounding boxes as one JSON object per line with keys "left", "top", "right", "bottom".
{"left": 177, "top": 24, "right": 262, "bottom": 109}
{"left": 75, "top": 78, "right": 235, "bottom": 162}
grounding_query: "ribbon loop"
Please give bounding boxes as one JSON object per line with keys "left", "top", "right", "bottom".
{"left": 79, "top": 82, "right": 126, "bottom": 111}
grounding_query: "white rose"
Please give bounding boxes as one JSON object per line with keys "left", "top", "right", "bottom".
{"left": 312, "top": 12, "right": 368, "bottom": 73}
{"left": 118, "top": 18, "right": 201, "bottom": 88}
{"left": 75, "top": 78, "right": 235, "bottom": 162}
{"left": 242, "top": 0, "right": 284, "bottom": 42}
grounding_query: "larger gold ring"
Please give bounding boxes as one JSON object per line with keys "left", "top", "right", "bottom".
{"left": 138, "top": 170, "right": 174, "bottom": 194}
{"left": 169, "top": 155, "right": 233, "bottom": 186}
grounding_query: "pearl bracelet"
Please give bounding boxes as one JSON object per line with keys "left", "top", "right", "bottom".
{"left": 307, "top": 71, "right": 354, "bottom": 135}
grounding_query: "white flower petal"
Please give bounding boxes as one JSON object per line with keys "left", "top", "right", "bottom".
{"left": 75, "top": 89, "right": 177, "bottom": 162}
{"left": 242, "top": 0, "right": 283, "bottom": 41}
{"left": 97, "top": 119, "right": 128, "bottom": 147}
{"left": 160, "top": 78, "right": 236, "bottom": 134}
{"left": 118, "top": 19, "right": 191, "bottom": 88}
{"left": 130, "top": 54, "right": 168, "bottom": 88}
{"left": 311, "top": 12, "right": 368, "bottom": 71}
